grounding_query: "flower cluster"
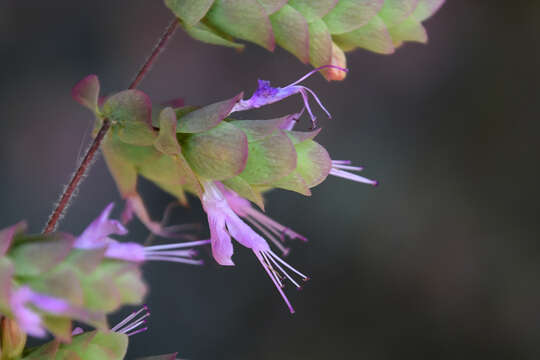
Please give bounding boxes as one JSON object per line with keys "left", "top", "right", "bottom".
{"left": 165, "top": 0, "right": 446, "bottom": 80}
{"left": 71, "top": 66, "right": 377, "bottom": 313}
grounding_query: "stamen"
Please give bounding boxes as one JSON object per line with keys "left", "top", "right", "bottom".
{"left": 267, "top": 250, "right": 309, "bottom": 281}
{"left": 331, "top": 160, "right": 352, "bottom": 165}
{"left": 145, "top": 240, "right": 211, "bottom": 251}
{"left": 254, "top": 251, "right": 295, "bottom": 314}
{"left": 286, "top": 65, "right": 349, "bottom": 87}
{"left": 332, "top": 164, "right": 364, "bottom": 171}
{"left": 297, "top": 88, "right": 318, "bottom": 129}
{"left": 144, "top": 256, "right": 204, "bottom": 265}
{"left": 298, "top": 86, "right": 331, "bottom": 119}
{"left": 246, "top": 214, "right": 290, "bottom": 256}
{"left": 112, "top": 306, "right": 150, "bottom": 336}
{"left": 243, "top": 207, "right": 307, "bottom": 242}
{"left": 329, "top": 168, "right": 378, "bottom": 186}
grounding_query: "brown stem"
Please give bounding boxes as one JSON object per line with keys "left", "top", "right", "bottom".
{"left": 43, "top": 17, "right": 179, "bottom": 233}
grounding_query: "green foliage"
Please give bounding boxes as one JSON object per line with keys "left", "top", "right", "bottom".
{"left": 164, "top": 0, "right": 445, "bottom": 80}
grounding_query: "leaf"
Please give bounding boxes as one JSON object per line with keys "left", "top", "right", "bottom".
{"left": 269, "top": 5, "right": 310, "bottom": 63}
{"left": 294, "top": 139, "right": 332, "bottom": 187}
{"left": 288, "top": 0, "right": 338, "bottom": 23}
{"left": 101, "top": 137, "right": 139, "bottom": 196}
{"left": 256, "top": 0, "right": 288, "bottom": 14}
{"left": 182, "top": 121, "right": 248, "bottom": 180}
{"left": 165, "top": 0, "right": 215, "bottom": 26}
{"left": 54, "top": 331, "right": 128, "bottom": 360}
{"left": 388, "top": 17, "right": 427, "bottom": 45}
{"left": 308, "top": 18, "right": 332, "bottom": 71}
{"left": 26, "top": 265, "right": 84, "bottom": 307}
{"left": 322, "top": 0, "right": 384, "bottom": 34}
{"left": 9, "top": 233, "right": 75, "bottom": 277}
{"left": 0, "top": 221, "right": 26, "bottom": 256}
{"left": 22, "top": 340, "right": 60, "bottom": 359}
{"left": 177, "top": 93, "right": 243, "bottom": 133}
{"left": 273, "top": 171, "right": 311, "bottom": 195}
{"left": 154, "top": 107, "right": 182, "bottom": 156}
{"left": 222, "top": 176, "right": 265, "bottom": 209}
{"left": 102, "top": 90, "right": 156, "bottom": 146}
{"left": 41, "top": 316, "right": 73, "bottom": 343}
{"left": 333, "top": 15, "right": 395, "bottom": 54}
{"left": 206, "top": 0, "right": 275, "bottom": 50}
{"left": 72, "top": 75, "right": 100, "bottom": 113}
{"left": 325, "top": 41, "right": 347, "bottom": 80}
{"left": 183, "top": 21, "right": 244, "bottom": 49}
{"left": 378, "top": 0, "right": 419, "bottom": 27}
{"left": 412, "top": 0, "right": 445, "bottom": 22}
{"left": 285, "top": 128, "right": 321, "bottom": 144}
{"left": 229, "top": 116, "right": 290, "bottom": 141}
{"left": 239, "top": 129, "right": 297, "bottom": 185}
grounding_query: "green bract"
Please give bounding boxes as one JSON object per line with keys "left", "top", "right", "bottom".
{"left": 73, "top": 75, "right": 334, "bottom": 223}
{"left": 0, "top": 223, "right": 146, "bottom": 343}
{"left": 164, "top": 0, "right": 445, "bottom": 80}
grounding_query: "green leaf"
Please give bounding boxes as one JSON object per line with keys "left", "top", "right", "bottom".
{"left": 294, "top": 139, "right": 332, "bottom": 187}
{"left": 308, "top": 18, "right": 332, "bottom": 71}
{"left": 206, "top": 0, "right": 275, "bottom": 50}
{"left": 101, "top": 137, "right": 139, "bottom": 197}
{"left": 9, "top": 233, "right": 74, "bottom": 277}
{"left": 412, "top": 0, "right": 445, "bottom": 22}
{"left": 322, "top": 0, "right": 383, "bottom": 34}
{"left": 72, "top": 75, "right": 100, "bottom": 113}
{"left": 256, "top": 0, "right": 288, "bottom": 14}
{"left": 288, "top": 0, "right": 338, "bottom": 23}
{"left": 0, "top": 221, "right": 26, "bottom": 256}
{"left": 239, "top": 129, "right": 297, "bottom": 185}
{"left": 182, "top": 121, "right": 248, "bottom": 180}
{"left": 26, "top": 265, "right": 84, "bottom": 307}
{"left": 229, "top": 116, "right": 289, "bottom": 141}
{"left": 154, "top": 107, "right": 182, "bottom": 156}
{"left": 273, "top": 171, "right": 311, "bottom": 195}
{"left": 54, "top": 331, "right": 128, "bottom": 360}
{"left": 285, "top": 128, "right": 321, "bottom": 144}
{"left": 388, "top": 17, "right": 427, "bottom": 45}
{"left": 165, "top": 0, "right": 215, "bottom": 26}
{"left": 183, "top": 21, "right": 244, "bottom": 49}
{"left": 41, "top": 316, "right": 73, "bottom": 343}
{"left": 177, "top": 93, "right": 243, "bottom": 133}
{"left": 378, "top": 0, "right": 418, "bottom": 27}
{"left": 269, "top": 5, "right": 310, "bottom": 63}
{"left": 222, "top": 176, "right": 265, "bottom": 210}
{"left": 103, "top": 90, "right": 156, "bottom": 146}
{"left": 333, "top": 15, "right": 394, "bottom": 54}
{"left": 22, "top": 340, "right": 60, "bottom": 359}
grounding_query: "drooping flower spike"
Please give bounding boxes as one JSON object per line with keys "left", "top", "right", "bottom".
{"left": 202, "top": 181, "right": 308, "bottom": 313}
{"left": 221, "top": 185, "right": 306, "bottom": 257}
{"left": 74, "top": 203, "right": 210, "bottom": 265}
{"left": 231, "top": 65, "right": 348, "bottom": 129}
{"left": 330, "top": 160, "right": 379, "bottom": 186}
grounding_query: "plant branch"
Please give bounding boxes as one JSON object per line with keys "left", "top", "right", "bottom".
{"left": 43, "top": 17, "right": 179, "bottom": 233}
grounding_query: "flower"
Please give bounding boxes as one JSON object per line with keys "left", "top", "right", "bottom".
{"left": 74, "top": 203, "right": 210, "bottom": 265}
{"left": 221, "top": 186, "right": 306, "bottom": 257}
{"left": 201, "top": 181, "right": 308, "bottom": 313}
{"left": 330, "top": 160, "right": 378, "bottom": 186}
{"left": 230, "top": 65, "right": 348, "bottom": 129}
{"left": 10, "top": 286, "right": 93, "bottom": 338}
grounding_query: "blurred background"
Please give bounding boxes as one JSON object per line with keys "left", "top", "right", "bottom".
{"left": 1, "top": 0, "right": 540, "bottom": 359}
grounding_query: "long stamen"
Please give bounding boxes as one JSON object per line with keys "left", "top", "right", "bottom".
{"left": 112, "top": 306, "right": 150, "bottom": 336}
{"left": 299, "top": 86, "right": 332, "bottom": 119}
{"left": 298, "top": 88, "right": 318, "bottom": 128}
{"left": 331, "top": 160, "right": 352, "bottom": 165}
{"left": 243, "top": 207, "right": 307, "bottom": 242}
{"left": 332, "top": 164, "right": 364, "bottom": 171}
{"left": 246, "top": 215, "right": 290, "bottom": 256}
{"left": 267, "top": 250, "right": 309, "bottom": 281}
{"left": 144, "top": 256, "right": 204, "bottom": 265}
{"left": 286, "top": 65, "right": 349, "bottom": 87}
{"left": 329, "top": 168, "right": 378, "bottom": 186}
{"left": 145, "top": 240, "right": 211, "bottom": 251}
{"left": 255, "top": 251, "right": 295, "bottom": 314}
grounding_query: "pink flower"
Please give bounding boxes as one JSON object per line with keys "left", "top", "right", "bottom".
{"left": 202, "top": 181, "right": 308, "bottom": 313}
{"left": 10, "top": 286, "right": 95, "bottom": 338}
{"left": 74, "top": 203, "right": 209, "bottom": 265}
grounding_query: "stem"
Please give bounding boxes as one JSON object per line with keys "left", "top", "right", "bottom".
{"left": 43, "top": 17, "right": 179, "bottom": 234}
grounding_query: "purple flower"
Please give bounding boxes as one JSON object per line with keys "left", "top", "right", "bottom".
{"left": 231, "top": 65, "right": 348, "bottom": 129}
{"left": 10, "top": 286, "right": 93, "bottom": 338}
{"left": 201, "top": 181, "right": 308, "bottom": 313}
{"left": 74, "top": 203, "right": 209, "bottom": 265}
{"left": 330, "top": 160, "right": 378, "bottom": 186}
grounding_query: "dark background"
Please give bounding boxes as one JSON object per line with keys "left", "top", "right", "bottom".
{"left": 1, "top": 1, "right": 540, "bottom": 359}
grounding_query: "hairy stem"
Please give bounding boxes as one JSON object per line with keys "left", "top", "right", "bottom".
{"left": 43, "top": 17, "right": 179, "bottom": 233}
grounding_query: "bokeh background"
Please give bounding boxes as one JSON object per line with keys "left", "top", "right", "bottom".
{"left": 1, "top": 1, "right": 540, "bottom": 359}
